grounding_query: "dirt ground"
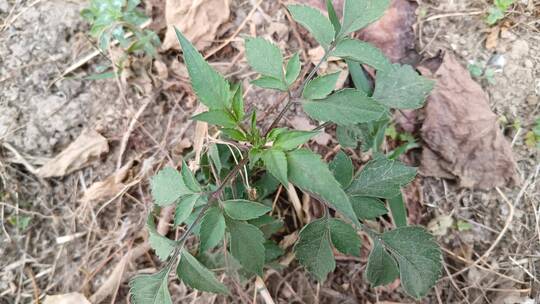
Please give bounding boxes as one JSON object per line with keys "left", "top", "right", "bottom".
{"left": 0, "top": 0, "right": 539, "bottom": 303}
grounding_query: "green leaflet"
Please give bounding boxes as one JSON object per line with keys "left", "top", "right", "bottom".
{"left": 264, "top": 240, "right": 284, "bottom": 263}
{"left": 347, "top": 59, "right": 372, "bottom": 95}
{"left": 286, "top": 149, "right": 359, "bottom": 225}
{"left": 303, "top": 89, "right": 387, "bottom": 126}
{"left": 177, "top": 250, "right": 229, "bottom": 294}
{"left": 329, "top": 150, "right": 353, "bottom": 188}
{"left": 332, "top": 39, "right": 391, "bottom": 72}
{"left": 223, "top": 199, "right": 272, "bottom": 220}
{"left": 365, "top": 240, "right": 399, "bottom": 287}
{"left": 373, "top": 64, "right": 434, "bottom": 109}
{"left": 249, "top": 214, "right": 284, "bottom": 238}
{"left": 251, "top": 76, "right": 287, "bottom": 91}
{"left": 174, "top": 194, "right": 201, "bottom": 226}
{"left": 285, "top": 53, "right": 301, "bottom": 86}
{"left": 336, "top": 125, "right": 361, "bottom": 148}
{"left": 261, "top": 149, "right": 288, "bottom": 186}
{"left": 221, "top": 128, "right": 247, "bottom": 141}
{"left": 326, "top": 0, "right": 341, "bottom": 34}
{"left": 150, "top": 166, "right": 191, "bottom": 206}
{"left": 339, "top": 0, "right": 391, "bottom": 36}
{"left": 245, "top": 37, "right": 284, "bottom": 80}
{"left": 175, "top": 28, "right": 230, "bottom": 110}
{"left": 273, "top": 130, "right": 317, "bottom": 151}
{"left": 302, "top": 71, "right": 341, "bottom": 100}
{"left": 388, "top": 193, "right": 407, "bottom": 227}
{"left": 181, "top": 160, "right": 201, "bottom": 192}
{"left": 147, "top": 215, "right": 176, "bottom": 261}
{"left": 287, "top": 4, "right": 335, "bottom": 49}
{"left": 199, "top": 207, "right": 226, "bottom": 252}
{"left": 129, "top": 268, "right": 172, "bottom": 304}
{"left": 347, "top": 155, "right": 416, "bottom": 199}
{"left": 231, "top": 83, "right": 245, "bottom": 121}
{"left": 294, "top": 218, "right": 335, "bottom": 281}
{"left": 191, "top": 110, "right": 237, "bottom": 128}
{"left": 328, "top": 218, "right": 361, "bottom": 256}
{"left": 382, "top": 226, "right": 442, "bottom": 299}
{"left": 227, "top": 219, "right": 266, "bottom": 275}
{"left": 350, "top": 196, "right": 388, "bottom": 220}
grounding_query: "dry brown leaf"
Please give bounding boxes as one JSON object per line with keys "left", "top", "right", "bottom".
{"left": 38, "top": 129, "right": 108, "bottom": 178}
{"left": 162, "top": 0, "right": 230, "bottom": 51}
{"left": 486, "top": 26, "right": 500, "bottom": 50}
{"left": 80, "top": 161, "right": 133, "bottom": 204}
{"left": 419, "top": 54, "right": 521, "bottom": 189}
{"left": 358, "top": 0, "right": 417, "bottom": 63}
{"left": 43, "top": 293, "right": 91, "bottom": 304}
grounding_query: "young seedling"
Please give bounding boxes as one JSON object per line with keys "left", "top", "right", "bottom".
{"left": 81, "top": 0, "right": 160, "bottom": 77}
{"left": 129, "top": 0, "right": 442, "bottom": 302}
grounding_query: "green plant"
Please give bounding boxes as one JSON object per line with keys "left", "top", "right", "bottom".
{"left": 486, "top": 0, "right": 515, "bottom": 25}
{"left": 468, "top": 61, "right": 496, "bottom": 84}
{"left": 129, "top": 0, "right": 442, "bottom": 302}
{"left": 81, "top": 0, "right": 160, "bottom": 58}
{"left": 525, "top": 117, "right": 540, "bottom": 149}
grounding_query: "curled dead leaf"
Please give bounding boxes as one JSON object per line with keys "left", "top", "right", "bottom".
{"left": 80, "top": 160, "right": 134, "bottom": 204}
{"left": 419, "top": 54, "right": 521, "bottom": 189}
{"left": 162, "top": 0, "right": 230, "bottom": 51}
{"left": 38, "top": 129, "right": 108, "bottom": 178}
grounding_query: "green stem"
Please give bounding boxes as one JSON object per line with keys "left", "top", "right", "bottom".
{"left": 263, "top": 43, "right": 336, "bottom": 137}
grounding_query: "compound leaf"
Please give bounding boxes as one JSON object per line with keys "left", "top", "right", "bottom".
{"left": 382, "top": 226, "right": 442, "bottom": 299}
{"left": 365, "top": 240, "right": 399, "bottom": 287}
{"left": 294, "top": 218, "right": 335, "bottom": 281}
{"left": 151, "top": 166, "right": 191, "bottom": 206}
{"left": 339, "top": 0, "right": 391, "bottom": 36}
{"left": 302, "top": 71, "right": 341, "bottom": 100}
{"left": 328, "top": 218, "right": 361, "bottom": 256}
{"left": 350, "top": 196, "right": 388, "bottom": 220}
{"left": 347, "top": 155, "right": 416, "bottom": 199}
{"left": 245, "top": 37, "right": 284, "bottom": 80}
{"left": 199, "top": 206, "right": 226, "bottom": 252}
{"left": 251, "top": 76, "right": 287, "bottom": 91}
{"left": 262, "top": 149, "right": 288, "bottom": 186}
{"left": 274, "top": 130, "right": 318, "bottom": 151}
{"left": 227, "top": 219, "right": 266, "bottom": 276}
{"left": 303, "top": 89, "right": 387, "bottom": 125}
{"left": 373, "top": 64, "right": 434, "bottom": 109}
{"left": 285, "top": 53, "right": 301, "bottom": 85}
{"left": 287, "top": 5, "right": 335, "bottom": 49}
{"left": 332, "top": 39, "right": 391, "bottom": 72}
{"left": 175, "top": 28, "right": 230, "bottom": 110}
{"left": 287, "top": 149, "right": 359, "bottom": 225}
{"left": 223, "top": 200, "right": 272, "bottom": 220}
{"left": 329, "top": 150, "right": 353, "bottom": 188}
{"left": 192, "top": 110, "right": 237, "bottom": 128}
{"left": 129, "top": 268, "right": 172, "bottom": 304}
{"left": 177, "top": 250, "right": 229, "bottom": 294}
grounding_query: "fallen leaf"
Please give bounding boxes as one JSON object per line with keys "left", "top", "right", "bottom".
{"left": 358, "top": 0, "right": 418, "bottom": 63}
{"left": 43, "top": 293, "right": 91, "bottom": 304}
{"left": 419, "top": 54, "right": 521, "bottom": 189}
{"left": 162, "top": 0, "right": 230, "bottom": 51}
{"left": 80, "top": 161, "right": 133, "bottom": 204}
{"left": 38, "top": 129, "right": 109, "bottom": 178}
{"left": 485, "top": 26, "right": 500, "bottom": 50}
{"left": 427, "top": 214, "right": 453, "bottom": 236}
{"left": 290, "top": 116, "right": 331, "bottom": 146}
